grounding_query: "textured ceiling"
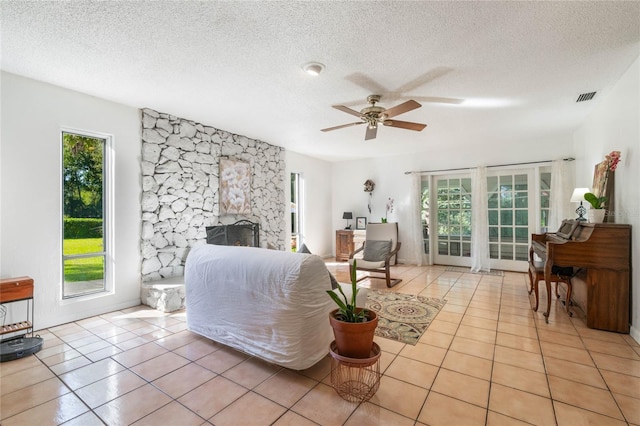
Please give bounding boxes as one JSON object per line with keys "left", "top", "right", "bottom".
{"left": 2, "top": 1, "right": 639, "bottom": 162}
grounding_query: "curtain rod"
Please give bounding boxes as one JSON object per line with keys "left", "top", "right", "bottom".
{"left": 403, "top": 157, "right": 575, "bottom": 175}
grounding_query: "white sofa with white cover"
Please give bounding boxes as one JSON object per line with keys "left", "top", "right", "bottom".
{"left": 185, "top": 244, "right": 366, "bottom": 370}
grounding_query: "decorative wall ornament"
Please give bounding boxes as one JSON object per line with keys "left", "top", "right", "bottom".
{"left": 364, "top": 180, "right": 375, "bottom": 192}
{"left": 364, "top": 179, "right": 375, "bottom": 214}
{"left": 220, "top": 158, "right": 251, "bottom": 215}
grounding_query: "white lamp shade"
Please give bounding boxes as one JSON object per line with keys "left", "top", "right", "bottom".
{"left": 570, "top": 187, "right": 590, "bottom": 203}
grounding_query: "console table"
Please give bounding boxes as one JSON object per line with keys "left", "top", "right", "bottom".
{"left": 335, "top": 230, "right": 366, "bottom": 261}
{"left": 0, "top": 276, "right": 35, "bottom": 337}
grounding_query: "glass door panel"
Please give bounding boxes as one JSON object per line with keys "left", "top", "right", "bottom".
{"left": 487, "top": 171, "right": 532, "bottom": 271}
{"left": 434, "top": 176, "right": 472, "bottom": 266}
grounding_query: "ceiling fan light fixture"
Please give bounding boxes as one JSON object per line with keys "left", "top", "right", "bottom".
{"left": 320, "top": 95, "right": 427, "bottom": 140}
{"left": 303, "top": 62, "right": 324, "bottom": 76}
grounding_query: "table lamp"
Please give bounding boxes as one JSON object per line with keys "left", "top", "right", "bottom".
{"left": 342, "top": 212, "right": 353, "bottom": 229}
{"left": 570, "top": 188, "right": 590, "bottom": 221}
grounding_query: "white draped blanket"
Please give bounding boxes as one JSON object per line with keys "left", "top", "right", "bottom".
{"left": 185, "top": 244, "right": 335, "bottom": 370}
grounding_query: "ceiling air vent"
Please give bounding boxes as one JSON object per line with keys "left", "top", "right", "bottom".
{"left": 576, "top": 92, "right": 596, "bottom": 102}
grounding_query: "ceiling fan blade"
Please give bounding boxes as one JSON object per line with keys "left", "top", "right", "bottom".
{"left": 321, "top": 122, "right": 364, "bottom": 132}
{"left": 383, "top": 100, "right": 421, "bottom": 118}
{"left": 365, "top": 125, "right": 378, "bottom": 140}
{"left": 332, "top": 105, "right": 363, "bottom": 118}
{"left": 413, "top": 96, "right": 464, "bottom": 105}
{"left": 382, "top": 120, "right": 427, "bottom": 131}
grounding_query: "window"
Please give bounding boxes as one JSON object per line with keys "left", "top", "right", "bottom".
{"left": 290, "top": 172, "right": 303, "bottom": 252}
{"left": 62, "top": 131, "right": 109, "bottom": 298}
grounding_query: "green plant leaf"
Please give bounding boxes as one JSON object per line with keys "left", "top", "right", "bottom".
{"left": 350, "top": 259, "right": 359, "bottom": 308}
{"left": 326, "top": 290, "right": 347, "bottom": 311}
{"left": 328, "top": 259, "right": 369, "bottom": 322}
{"left": 584, "top": 192, "right": 607, "bottom": 209}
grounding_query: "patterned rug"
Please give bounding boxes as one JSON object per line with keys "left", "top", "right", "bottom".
{"left": 365, "top": 290, "right": 446, "bottom": 345}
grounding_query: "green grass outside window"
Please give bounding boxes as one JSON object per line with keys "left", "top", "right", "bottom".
{"left": 64, "top": 238, "right": 104, "bottom": 282}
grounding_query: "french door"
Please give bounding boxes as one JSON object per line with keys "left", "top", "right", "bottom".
{"left": 427, "top": 168, "right": 541, "bottom": 272}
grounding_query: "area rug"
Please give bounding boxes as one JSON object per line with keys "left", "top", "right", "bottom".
{"left": 365, "top": 290, "right": 446, "bottom": 345}
{"left": 445, "top": 266, "right": 504, "bottom": 276}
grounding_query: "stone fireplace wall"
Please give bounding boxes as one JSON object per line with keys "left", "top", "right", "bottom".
{"left": 140, "top": 108, "right": 285, "bottom": 281}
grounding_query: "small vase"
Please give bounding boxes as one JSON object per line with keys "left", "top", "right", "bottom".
{"left": 588, "top": 209, "right": 606, "bottom": 223}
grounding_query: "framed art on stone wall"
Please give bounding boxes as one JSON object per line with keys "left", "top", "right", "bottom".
{"left": 220, "top": 158, "right": 251, "bottom": 215}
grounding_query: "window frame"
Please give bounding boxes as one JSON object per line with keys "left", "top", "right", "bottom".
{"left": 60, "top": 128, "right": 113, "bottom": 299}
{"left": 290, "top": 172, "right": 304, "bottom": 252}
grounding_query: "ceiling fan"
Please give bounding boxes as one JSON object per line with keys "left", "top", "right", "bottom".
{"left": 321, "top": 95, "right": 427, "bottom": 140}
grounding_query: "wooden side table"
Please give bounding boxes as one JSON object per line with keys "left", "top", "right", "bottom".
{"left": 0, "top": 276, "right": 35, "bottom": 337}
{"left": 335, "top": 230, "right": 354, "bottom": 261}
{"left": 1, "top": 276, "right": 44, "bottom": 361}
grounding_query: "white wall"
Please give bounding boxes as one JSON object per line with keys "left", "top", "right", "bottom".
{"left": 4, "top": 55, "right": 635, "bottom": 338}
{"left": 1, "top": 72, "right": 142, "bottom": 329}
{"left": 330, "top": 135, "right": 575, "bottom": 264}
{"left": 573, "top": 56, "right": 640, "bottom": 342}
{"left": 285, "top": 151, "right": 333, "bottom": 257}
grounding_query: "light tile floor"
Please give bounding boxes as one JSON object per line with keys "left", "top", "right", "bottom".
{"left": 1, "top": 262, "right": 639, "bottom": 425}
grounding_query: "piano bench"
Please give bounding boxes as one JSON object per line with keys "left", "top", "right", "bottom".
{"left": 528, "top": 262, "right": 573, "bottom": 320}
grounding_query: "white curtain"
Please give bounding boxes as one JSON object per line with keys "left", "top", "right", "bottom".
{"left": 549, "top": 159, "right": 574, "bottom": 232}
{"left": 471, "top": 166, "right": 490, "bottom": 272}
{"left": 409, "top": 173, "right": 428, "bottom": 265}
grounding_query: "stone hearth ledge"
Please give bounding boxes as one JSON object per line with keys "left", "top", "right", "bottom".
{"left": 141, "top": 276, "right": 185, "bottom": 312}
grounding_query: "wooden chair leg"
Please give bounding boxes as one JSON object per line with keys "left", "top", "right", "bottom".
{"left": 543, "top": 279, "right": 552, "bottom": 323}
{"left": 385, "top": 269, "right": 402, "bottom": 287}
{"left": 386, "top": 279, "right": 402, "bottom": 288}
{"left": 533, "top": 278, "right": 539, "bottom": 312}
{"left": 565, "top": 279, "right": 573, "bottom": 316}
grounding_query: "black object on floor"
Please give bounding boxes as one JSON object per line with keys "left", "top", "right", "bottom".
{"left": 0, "top": 336, "right": 43, "bottom": 362}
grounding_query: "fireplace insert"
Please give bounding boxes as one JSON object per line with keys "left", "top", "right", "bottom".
{"left": 205, "top": 220, "right": 260, "bottom": 247}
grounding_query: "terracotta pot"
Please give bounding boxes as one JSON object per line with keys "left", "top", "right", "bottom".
{"left": 329, "top": 308, "right": 378, "bottom": 359}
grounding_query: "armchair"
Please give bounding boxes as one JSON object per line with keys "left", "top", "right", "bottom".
{"left": 348, "top": 222, "right": 402, "bottom": 288}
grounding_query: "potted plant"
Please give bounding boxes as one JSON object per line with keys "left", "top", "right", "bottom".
{"left": 326, "top": 260, "right": 378, "bottom": 358}
{"left": 584, "top": 192, "right": 607, "bottom": 223}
